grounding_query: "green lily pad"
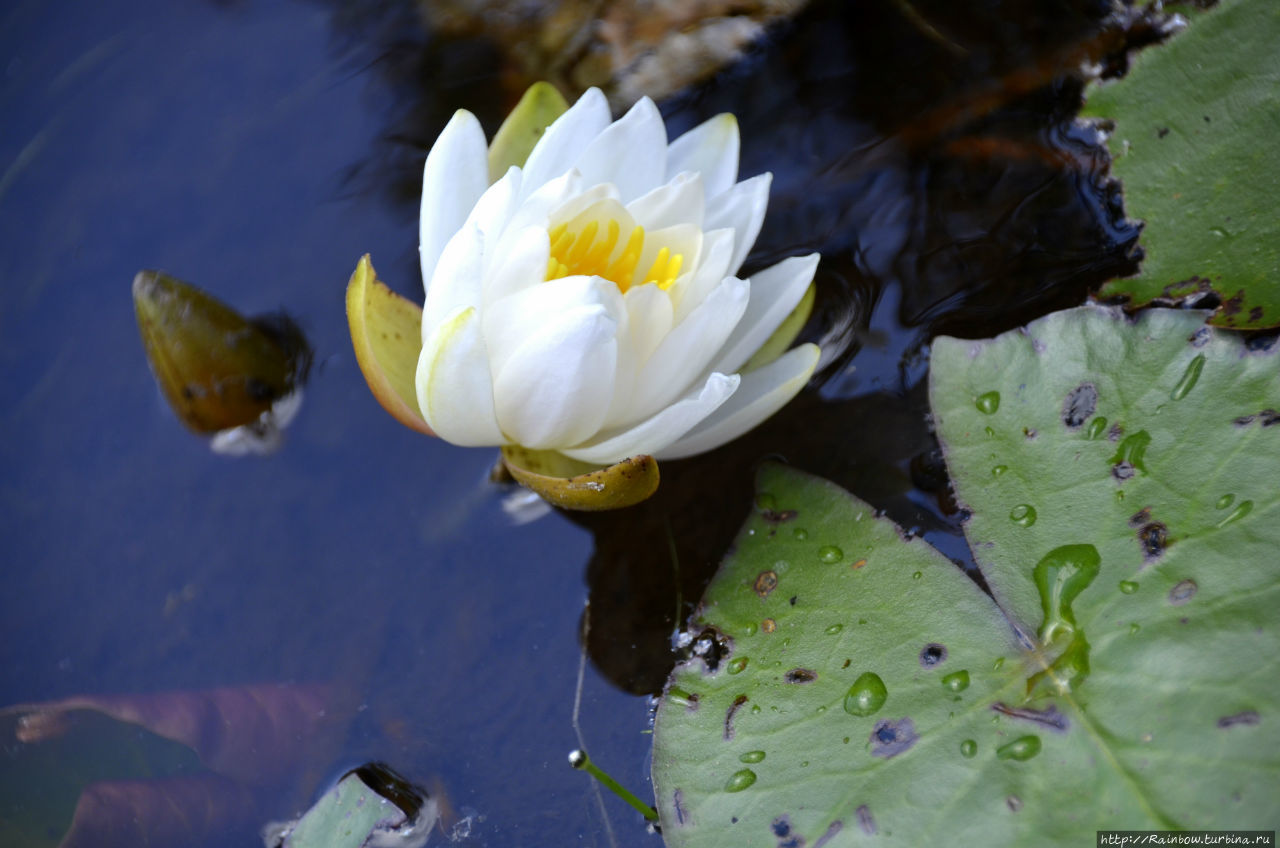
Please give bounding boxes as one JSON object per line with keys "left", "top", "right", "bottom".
{"left": 1083, "top": 0, "right": 1280, "bottom": 328}
{"left": 652, "top": 307, "right": 1280, "bottom": 845}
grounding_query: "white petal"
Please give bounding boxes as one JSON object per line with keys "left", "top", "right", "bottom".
{"left": 420, "top": 110, "right": 489, "bottom": 290}
{"left": 483, "top": 276, "right": 626, "bottom": 384}
{"left": 416, "top": 306, "right": 505, "bottom": 446}
{"left": 484, "top": 225, "right": 549, "bottom": 305}
{"left": 658, "top": 343, "right": 819, "bottom": 459}
{"left": 671, "top": 227, "right": 734, "bottom": 323}
{"left": 562, "top": 372, "right": 740, "bottom": 465}
{"left": 667, "top": 113, "right": 739, "bottom": 198}
{"left": 503, "top": 170, "right": 583, "bottom": 235}
{"left": 573, "top": 97, "right": 667, "bottom": 204}
{"left": 520, "top": 88, "right": 610, "bottom": 198}
{"left": 623, "top": 283, "right": 674, "bottom": 366}
{"left": 465, "top": 166, "right": 522, "bottom": 252}
{"left": 626, "top": 276, "right": 749, "bottom": 424}
{"left": 705, "top": 173, "right": 771, "bottom": 275}
{"left": 422, "top": 222, "right": 484, "bottom": 341}
{"left": 625, "top": 172, "right": 704, "bottom": 231}
{"left": 709, "top": 253, "right": 820, "bottom": 375}
{"left": 492, "top": 306, "right": 618, "bottom": 449}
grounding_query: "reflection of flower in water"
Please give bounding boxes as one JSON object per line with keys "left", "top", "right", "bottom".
{"left": 416, "top": 87, "right": 820, "bottom": 466}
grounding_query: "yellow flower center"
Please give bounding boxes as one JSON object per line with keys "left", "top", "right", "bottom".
{"left": 545, "top": 219, "right": 683, "bottom": 293}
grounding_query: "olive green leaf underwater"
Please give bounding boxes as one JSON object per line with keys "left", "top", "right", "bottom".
{"left": 652, "top": 306, "right": 1279, "bottom": 846}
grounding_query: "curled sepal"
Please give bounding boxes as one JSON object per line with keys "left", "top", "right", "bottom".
{"left": 487, "top": 81, "right": 569, "bottom": 183}
{"left": 743, "top": 280, "right": 816, "bottom": 373}
{"left": 345, "top": 254, "right": 434, "bottom": 436}
{"left": 501, "top": 445, "right": 659, "bottom": 511}
{"left": 133, "top": 270, "right": 302, "bottom": 433}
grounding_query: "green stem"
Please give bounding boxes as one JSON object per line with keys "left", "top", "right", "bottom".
{"left": 568, "top": 749, "right": 659, "bottom": 822}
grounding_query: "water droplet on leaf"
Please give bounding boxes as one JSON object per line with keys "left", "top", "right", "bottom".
{"left": 724, "top": 769, "right": 757, "bottom": 792}
{"left": 1216, "top": 500, "right": 1253, "bottom": 528}
{"left": 1216, "top": 494, "right": 1235, "bottom": 510}
{"left": 912, "top": 571, "right": 922, "bottom": 580}
{"left": 818, "top": 545, "right": 843, "bottom": 564}
{"left": 739, "top": 751, "right": 765, "bottom": 764}
{"left": 825, "top": 624, "right": 843, "bottom": 636}
{"left": 1171, "top": 353, "right": 1205, "bottom": 401}
{"left": 1086, "top": 416, "right": 1109, "bottom": 440}
{"left": 793, "top": 528, "right": 809, "bottom": 541}
{"left": 1119, "top": 580, "right": 1139, "bottom": 595}
{"left": 728, "top": 657, "right": 749, "bottom": 675}
{"left": 996, "top": 735, "right": 1042, "bottom": 761}
{"left": 843, "top": 672, "right": 888, "bottom": 717}
{"left": 960, "top": 739, "right": 977, "bottom": 758}
{"left": 1009, "top": 504, "right": 1037, "bottom": 526}
{"left": 975, "top": 391, "right": 1001, "bottom": 414}
{"left": 941, "top": 670, "right": 970, "bottom": 692}
{"left": 992, "top": 465, "right": 1008, "bottom": 477}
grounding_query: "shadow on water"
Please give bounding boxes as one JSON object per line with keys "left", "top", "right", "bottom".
{"left": 0, "top": 0, "right": 1179, "bottom": 843}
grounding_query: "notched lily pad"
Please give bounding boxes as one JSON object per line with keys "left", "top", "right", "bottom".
{"left": 345, "top": 255, "right": 433, "bottom": 436}
{"left": 133, "top": 271, "right": 309, "bottom": 436}
{"left": 1083, "top": 0, "right": 1280, "bottom": 328}
{"left": 501, "top": 445, "right": 659, "bottom": 511}
{"left": 264, "top": 763, "right": 437, "bottom": 848}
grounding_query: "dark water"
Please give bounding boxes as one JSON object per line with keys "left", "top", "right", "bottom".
{"left": 1, "top": 0, "right": 1154, "bottom": 845}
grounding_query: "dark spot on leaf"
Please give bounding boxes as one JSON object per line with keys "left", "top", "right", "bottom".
{"left": 1061, "top": 383, "right": 1098, "bottom": 428}
{"left": 687, "top": 626, "right": 731, "bottom": 672}
{"left": 1203, "top": 115, "right": 1211, "bottom": 122}
{"left": 1168, "top": 579, "right": 1197, "bottom": 605}
{"left": 348, "top": 762, "right": 428, "bottom": 820}
{"left": 841, "top": 659, "right": 851, "bottom": 669}
{"left": 724, "top": 694, "right": 748, "bottom": 740}
{"left": 1262, "top": 409, "right": 1279, "bottom": 427}
{"left": 1108, "top": 424, "right": 1124, "bottom": 442}
{"left": 785, "top": 668, "right": 817, "bottom": 684}
{"left": 731, "top": 816, "right": 738, "bottom": 824}
{"left": 1007, "top": 795, "right": 1023, "bottom": 812}
{"left": 1217, "top": 711, "right": 1260, "bottom": 728}
{"left": 1189, "top": 327, "right": 1211, "bottom": 347}
{"left": 993, "top": 702, "right": 1069, "bottom": 731}
{"left": 1157, "top": 126, "right": 1169, "bottom": 138}
{"left": 762, "top": 618, "right": 777, "bottom": 633}
{"left": 762, "top": 509, "right": 797, "bottom": 524}
{"left": 1128, "top": 508, "right": 1151, "bottom": 527}
{"left": 771, "top": 816, "right": 791, "bottom": 837}
{"left": 1249, "top": 306, "right": 1264, "bottom": 323}
{"left": 1222, "top": 289, "right": 1246, "bottom": 316}
{"left": 673, "top": 789, "right": 688, "bottom": 826}
{"left": 1138, "top": 522, "right": 1168, "bottom": 559}
{"left": 856, "top": 805, "right": 876, "bottom": 835}
{"left": 919, "top": 643, "right": 947, "bottom": 667}
{"left": 1234, "top": 414, "right": 1257, "bottom": 427}
{"left": 1023, "top": 427, "right": 1037, "bottom": 439}
{"left": 754, "top": 570, "right": 778, "bottom": 598}
{"left": 1112, "top": 461, "right": 1136, "bottom": 481}
{"left": 869, "top": 718, "right": 917, "bottom": 759}
{"left": 813, "top": 820, "right": 843, "bottom": 848}
{"left": 789, "top": 595, "right": 797, "bottom": 606}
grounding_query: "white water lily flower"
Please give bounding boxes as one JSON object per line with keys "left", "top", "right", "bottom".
{"left": 416, "top": 88, "right": 820, "bottom": 465}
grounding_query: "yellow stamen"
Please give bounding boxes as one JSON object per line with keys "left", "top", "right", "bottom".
{"left": 544, "top": 217, "right": 683, "bottom": 294}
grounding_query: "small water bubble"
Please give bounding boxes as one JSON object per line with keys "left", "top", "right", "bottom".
{"left": 941, "top": 670, "right": 970, "bottom": 692}
{"left": 993, "top": 657, "right": 1005, "bottom": 670}
{"left": 1086, "top": 416, "right": 1108, "bottom": 440}
{"left": 1115, "top": 490, "right": 1126, "bottom": 502}
{"left": 793, "top": 528, "right": 809, "bottom": 541}
{"left": 960, "top": 739, "right": 977, "bottom": 758}
{"left": 1129, "top": 623, "right": 1141, "bottom": 635}
{"left": 1216, "top": 494, "right": 1235, "bottom": 510}
{"left": 1009, "top": 504, "right": 1037, "bottom": 527}
{"left": 818, "top": 545, "right": 844, "bottom": 564}
{"left": 1171, "top": 354, "right": 1206, "bottom": 401}
{"left": 744, "top": 623, "right": 758, "bottom": 636}
{"left": 816, "top": 706, "right": 827, "bottom": 714}
{"left": 996, "top": 735, "right": 1042, "bottom": 761}
{"left": 724, "top": 769, "right": 757, "bottom": 792}
{"left": 1119, "top": 580, "right": 1139, "bottom": 595}
{"left": 739, "top": 750, "right": 765, "bottom": 764}
{"left": 728, "top": 657, "right": 749, "bottom": 675}
{"left": 984, "top": 426, "right": 997, "bottom": 437}
{"left": 975, "top": 391, "right": 1001, "bottom": 414}
{"left": 1216, "top": 500, "right": 1253, "bottom": 528}
{"left": 912, "top": 571, "right": 922, "bottom": 580}
{"left": 992, "top": 465, "right": 1008, "bottom": 477}
{"left": 825, "top": 624, "right": 844, "bottom": 636}
{"left": 750, "top": 704, "right": 762, "bottom": 714}
{"left": 843, "top": 672, "right": 888, "bottom": 717}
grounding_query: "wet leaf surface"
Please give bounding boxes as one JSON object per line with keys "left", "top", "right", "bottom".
{"left": 501, "top": 446, "right": 660, "bottom": 511}
{"left": 652, "top": 307, "right": 1279, "bottom": 844}
{"left": 1086, "top": 0, "right": 1280, "bottom": 328}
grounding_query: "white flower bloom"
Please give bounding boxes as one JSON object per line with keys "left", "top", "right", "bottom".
{"left": 415, "top": 88, "right": 820, "bottom": 465}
